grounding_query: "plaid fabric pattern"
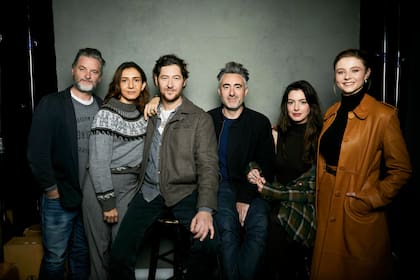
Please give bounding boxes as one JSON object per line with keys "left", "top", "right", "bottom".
{"left": 261, "top": 165, "right": 316, "bottom": 248}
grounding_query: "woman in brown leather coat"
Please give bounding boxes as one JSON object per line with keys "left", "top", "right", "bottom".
{"left": 311, "top": 49, "right": 412, "bottom": 280}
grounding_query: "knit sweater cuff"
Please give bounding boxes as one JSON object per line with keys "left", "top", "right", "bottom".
{"left": 98, "top": 196, "right": 117, "bottom": 212}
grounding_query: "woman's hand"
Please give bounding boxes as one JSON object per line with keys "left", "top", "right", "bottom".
{"left": 143, "top": 96, "right": 160, "bottom": 120}
{"left": 104, "top": 208, "right": 118, "bottom": 224}
{"left": 247, "top": 168, "right": 266, "bottom": 192}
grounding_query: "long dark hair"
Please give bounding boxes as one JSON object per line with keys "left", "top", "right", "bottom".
{"left": 275, "top": 80, "right": 323, "bottom": 164}
{"left": 104, "top": 61, "right": 150, "bottom": 112}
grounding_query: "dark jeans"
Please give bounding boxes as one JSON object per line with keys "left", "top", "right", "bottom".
{"left": 215, "top": 181, "right": 270, "bottom": 280}
{"left": 39, "top": 194, "right": 89, "bottom": 280}
{"left": 109, "top": 190, "right": 219, "bottom": 280}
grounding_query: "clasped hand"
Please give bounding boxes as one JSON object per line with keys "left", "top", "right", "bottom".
{"left": 247, "top": 168, "right": 266, "bottom": 192}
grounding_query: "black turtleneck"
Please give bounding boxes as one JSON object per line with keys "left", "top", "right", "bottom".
{"left": 319, "top": 89, "right": 365, "bottom": 166}
{"left": 275, "top": 123, "right": 311, "bottom": 184}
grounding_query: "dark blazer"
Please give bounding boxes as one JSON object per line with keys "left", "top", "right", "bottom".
{"left": 27, "top": 86, "right": 102, "bottom": 209}
{"left": 208, "top": 105, "right": 275, "bottom": 203}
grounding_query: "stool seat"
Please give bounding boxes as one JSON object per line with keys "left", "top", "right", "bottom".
{"left": 148, "top": 213, "right": 189, "bottom": 280}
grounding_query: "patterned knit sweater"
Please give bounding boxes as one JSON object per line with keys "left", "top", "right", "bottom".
{"left": 88, "top": 97, "right": 147, "bottom": 211}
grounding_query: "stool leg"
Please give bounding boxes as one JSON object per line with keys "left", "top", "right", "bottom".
{"left": 148, "top": 225, "right": 161, "bottom": 280}
{"left": 173, "top": 226, "right": 183, "bottom": 278}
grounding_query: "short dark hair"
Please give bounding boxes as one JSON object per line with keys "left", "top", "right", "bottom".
{"left": 152, "top": 54, "right": 189, "bottom": 79}
{"left": 72, "top": 48, "right": 106, "bottom": 74}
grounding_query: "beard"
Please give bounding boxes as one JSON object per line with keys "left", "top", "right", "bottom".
{"left": 74, "top": 80, "right": 96, "bottom": 93}
{"left": 162, "top": 91, "right": 182, "bottom": 103}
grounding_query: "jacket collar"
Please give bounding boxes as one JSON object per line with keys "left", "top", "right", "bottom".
{"left": 324, "top": 93, "right": 372, "bottom": 121}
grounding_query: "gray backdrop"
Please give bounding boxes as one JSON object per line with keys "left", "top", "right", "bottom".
{"left": 53, "top": 0, "right": 359, "bottom": 123}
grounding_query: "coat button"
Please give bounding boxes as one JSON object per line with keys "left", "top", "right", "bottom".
{"left": 329, "top": 217, "right": 336, "bottom": 222}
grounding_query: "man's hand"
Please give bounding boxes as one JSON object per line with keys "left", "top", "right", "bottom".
{"left": 190, "top": 211, "right": 214, "bottom": 241}
{"left": 143, "top": 96, "right": 160, "bottom": 120}
{"left": 46, "top": 187, "right": 60, "bottom": 199}
{"left": 104, "top": 208, "right": 118, "bottom": 224}
{"left": 236, "top": 202, "right": 250, "bottom": 227}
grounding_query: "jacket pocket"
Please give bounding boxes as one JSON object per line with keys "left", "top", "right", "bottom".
{"left": 344, "top": 196, "right": 378, "bottom": 224}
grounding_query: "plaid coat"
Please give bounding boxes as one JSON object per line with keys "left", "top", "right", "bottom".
{"left": 260, "top": 165, "right": 316, "bottom": 248}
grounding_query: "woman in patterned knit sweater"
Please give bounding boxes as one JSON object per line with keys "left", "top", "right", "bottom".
{"left": 82, "top": 61, "right": 156, "bottom": 280}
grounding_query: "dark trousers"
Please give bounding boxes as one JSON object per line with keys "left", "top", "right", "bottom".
{"left": 109, "top": 190, "right": 219, "bottom": 280}
{"left": 260, "top": 203, "right": 312, "bottom": 280}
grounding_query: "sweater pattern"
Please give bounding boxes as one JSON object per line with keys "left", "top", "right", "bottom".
{"left": 91, "top": 98, "right": 147, "bottom": 140}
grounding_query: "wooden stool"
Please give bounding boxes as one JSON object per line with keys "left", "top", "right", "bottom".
{"left": 148, "top": 213, "right": 189, "bottom": 280}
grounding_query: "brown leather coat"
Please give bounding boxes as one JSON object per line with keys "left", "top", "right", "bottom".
{"left": 311, "top": 94, "right": 412, "bottom": 280}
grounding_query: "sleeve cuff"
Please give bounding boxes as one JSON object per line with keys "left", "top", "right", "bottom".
{"left": 98, "top": 196, "right": 117, "bottom": 212}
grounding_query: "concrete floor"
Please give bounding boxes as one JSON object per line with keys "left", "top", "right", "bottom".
{"left": 135, "top": 238, "right": 175, "bottom": 280}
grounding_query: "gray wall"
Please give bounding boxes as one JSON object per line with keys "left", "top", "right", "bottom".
{"left": 53, "top": 0, "right": 360, "bottom": 123}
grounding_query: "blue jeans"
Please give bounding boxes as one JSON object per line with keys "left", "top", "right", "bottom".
{"left": 109, "top": 191, "right": 219, "bottom": 280}
{"left": 39, "top": 194, "right": 89, "bottom": 280}
{"left": 215, "top": 181, "right": 270, "bottom": 280}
